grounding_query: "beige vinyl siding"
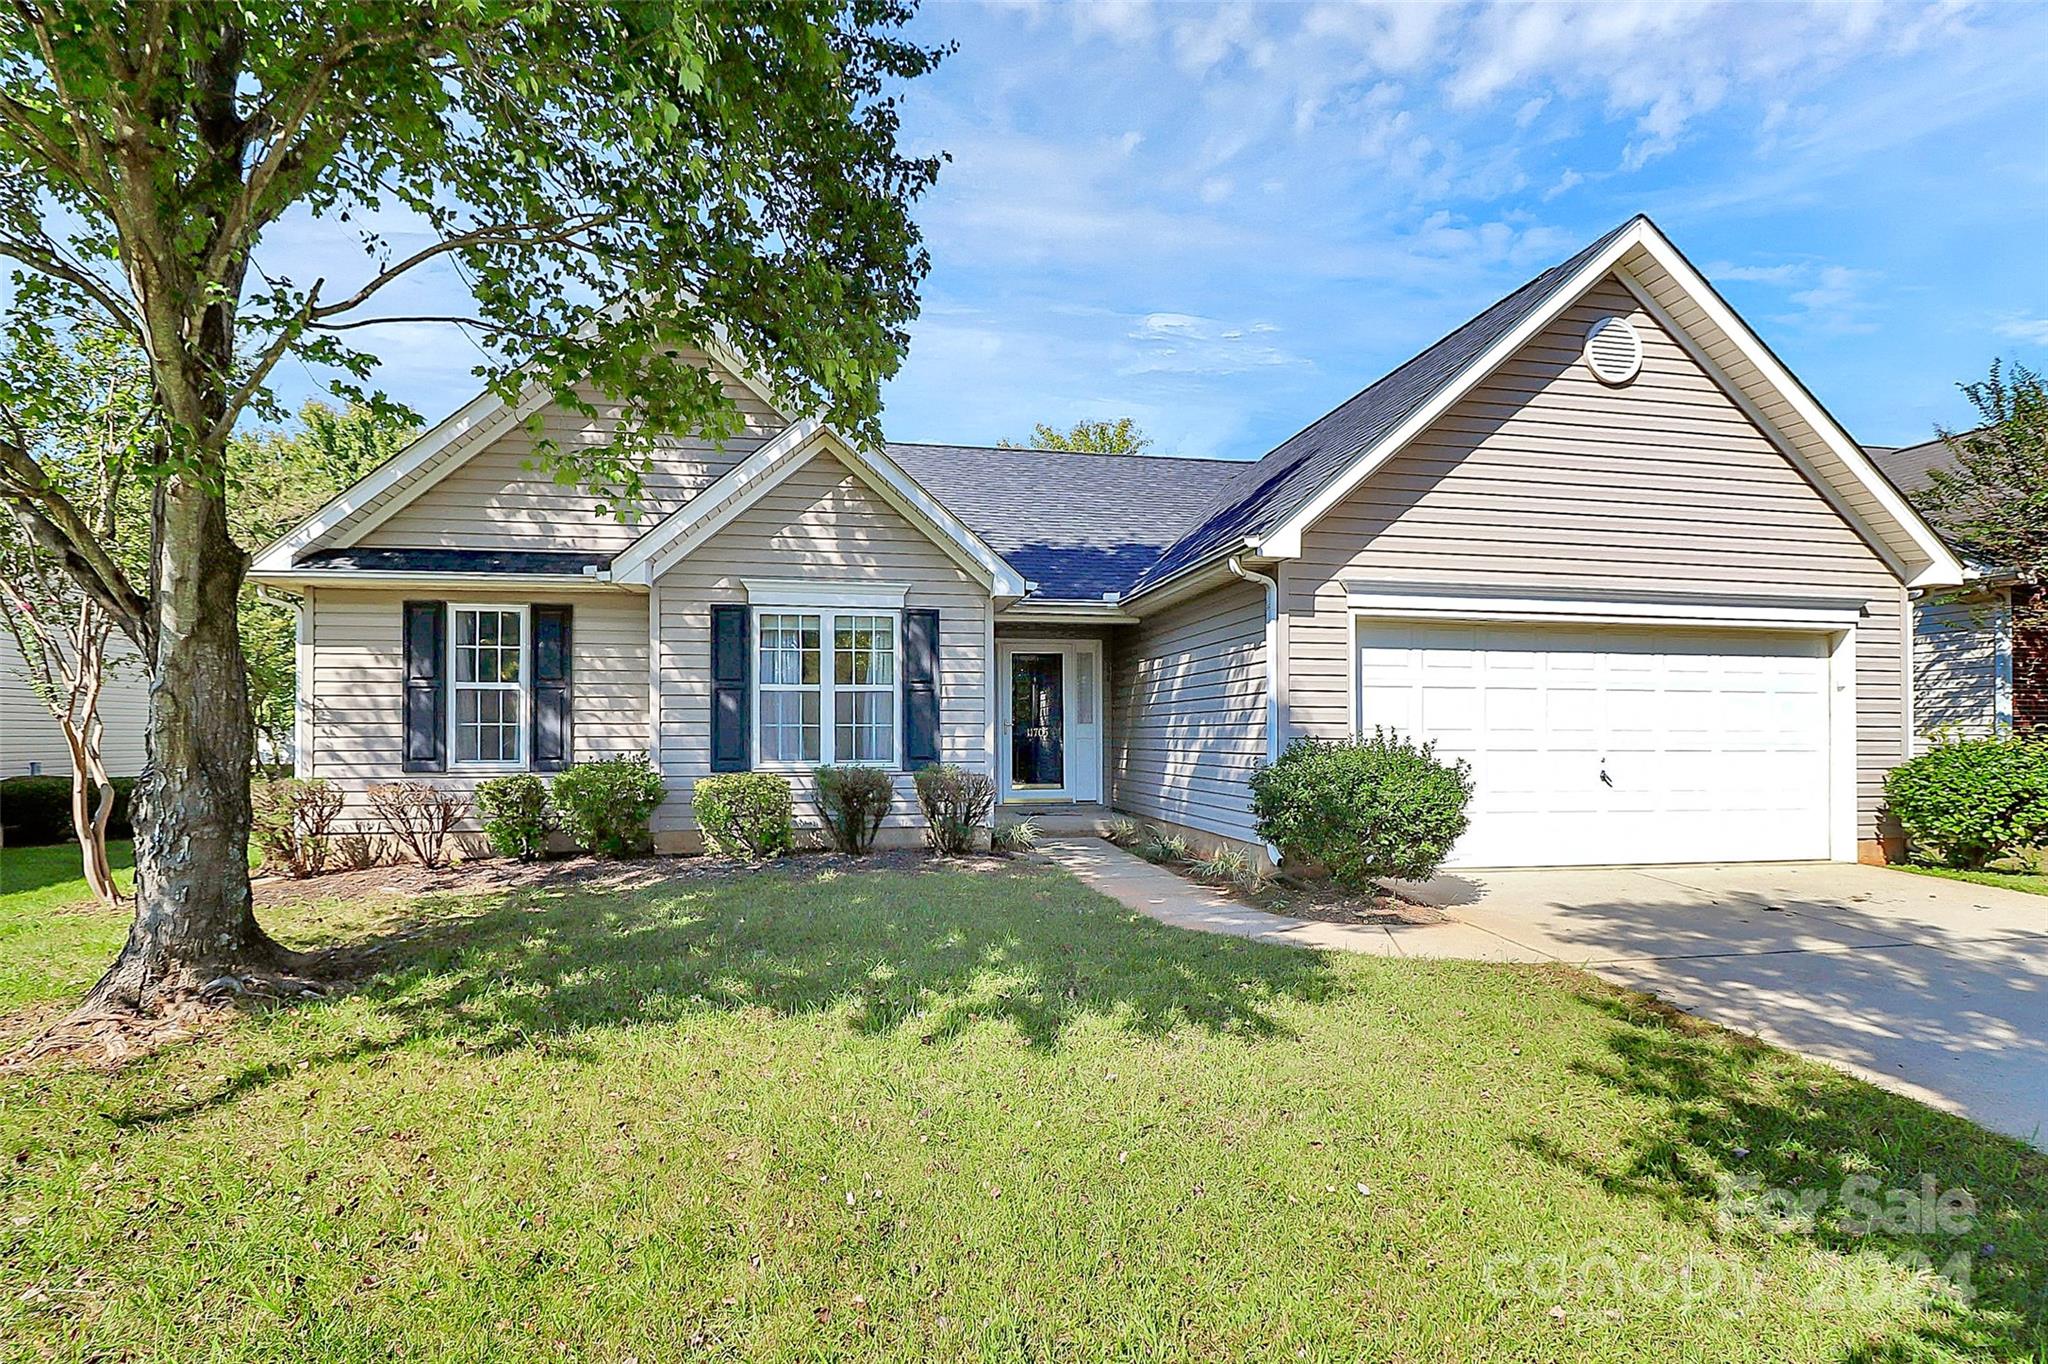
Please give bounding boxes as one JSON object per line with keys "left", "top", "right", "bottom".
{"left": 303, "top": 587, "right": 649, "bottom": 820}
{"left": 350, "top": 356, "right": 785, "bottom": 552}
{"left": 1, "top": 631, "right": 152, "bottom": 778}
{"left": 1108, "top": 578, "right": 1267, "bottom": 844}
{"left": 1281, "top": 272, "right": 1910, "bottom": 843}
{"left": 1912, "top": 589, "right": 2011, "bottom": 748}
{"left": 653, "top": 450, "right": 990, "bottom": 835}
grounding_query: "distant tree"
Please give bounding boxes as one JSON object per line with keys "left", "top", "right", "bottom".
{"left": 1915, "top": 360, "right": 2048, "bottom": 625}
{"left": 0, "top": 307, "right": 153, "bottom": 902}
{"left": 1000, "top": 417, "right": 1152, "bottom": 454}
{"left": 229, "top": 403, "right": 420, "bottom": 762}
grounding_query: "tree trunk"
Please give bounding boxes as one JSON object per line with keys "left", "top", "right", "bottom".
{"left": 79, "top": 475, "right": 285, "bottom": 1012}
{"left": 62, "top": 623, "right": 120, "bottom": 904}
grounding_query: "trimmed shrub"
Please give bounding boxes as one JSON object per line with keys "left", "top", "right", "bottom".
{"left": 251, "top": 776, "right": 346, "bottom": 878}
{"left": 1250, "top": 731, "right": 1474, "bottom": 890}
{"left": 1884, "top": 736, "right": 2048, "bottom": 870}
{"left": 692, "top": 772, "right": 794, "bottom": 859}
{"left": 551, "top": 756, "right": 666, "bottom": 857}
{"left": 476, "top": 773, "right": 556, "bottom": 861}
{"left": 0, "top": 774, "right": 135, "bottom": 846}
{"left": 813, "top": 765, "right": 893, "bottom": 855}
{"left": 913, "top": 764, "right": 994, "bottom": 855}
{"left": 366, "top": 781, "right": 469, "bottom": 869}
{"left": 332, "top": 821, "right": 383, "bottom": 871}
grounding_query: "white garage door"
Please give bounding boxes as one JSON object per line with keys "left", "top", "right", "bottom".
{"left": 1356, "top": 621, "right": 1832, "bottom": 868}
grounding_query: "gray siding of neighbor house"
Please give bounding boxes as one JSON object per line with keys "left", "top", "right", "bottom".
{"left": 1108, "top": 578, "right": 1267, "bottom": 845}
{"left": 349, "top": 356, "right": 785, "bottom": 553}
{"left": 1, "top": 630, "right": 152, "bottom": 778}
{"left": 1912, "top": 589, "right": 2011, "bottom": 748}
{"left": 1279, "top": 273, "right": 1910, "bottom": 844}
{"left": 653, "top": 450, "right": 991, "bottom": 838}
{"left": 301, "top": 587, "right": 649, "bottom": 821}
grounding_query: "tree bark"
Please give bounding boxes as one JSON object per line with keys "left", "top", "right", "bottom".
{"left": 79, "top": 475, "right": 285, "bottom": 1011}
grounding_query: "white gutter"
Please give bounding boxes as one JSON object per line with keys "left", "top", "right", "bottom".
{"left": 1228, "top": 556, "right": 1283, "bottom": 865}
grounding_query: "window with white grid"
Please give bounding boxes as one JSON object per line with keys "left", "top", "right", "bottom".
{"left": 757, "top": 612, "right": 822, "bottom": 764}
{"left": 451, "top": 605, "right": 525, "bottom": 767}
{"left": 752, "top": 607, "right": 900, "bottom": 768}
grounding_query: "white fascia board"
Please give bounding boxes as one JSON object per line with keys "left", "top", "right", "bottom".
{"left": 612, "top": 417, "right": 825, "bottom": 582}
{"left": 1345, "top": 586, "right": 1865, "bottom": 631}
{"left": 1256, "top": 223, "right": 1650, "bottom": 562}
{"left": 249, "top": 383, "right": 539, "bottom": 573}
{"left": 850, "top": 440, "right": 1030, "bottom": 598}
{"left": 997, "top": 601, "right": 1141, "bottom": 625}
{"left": 245, "top": 569, "right": 643, "bottom": 593}
{"left": 1615, "top": 237, "right": 1966, "bottom": 590}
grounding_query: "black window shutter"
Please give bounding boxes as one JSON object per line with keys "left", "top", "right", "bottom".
{"left": 402, "top": 600, "right": 447, "bottom": 773}
{"left": 531, "top": 604, "right": 573, "bottom": 772}
{"left": 710, "top": 603, "right": 750, "bottom": 772}
{"left": 903, "top": 607, "right": 941, "bottom": 770}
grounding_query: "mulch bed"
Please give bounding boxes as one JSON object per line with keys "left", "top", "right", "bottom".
{"left": 1250, "top": 878, "right": 1450, "bottom": 927}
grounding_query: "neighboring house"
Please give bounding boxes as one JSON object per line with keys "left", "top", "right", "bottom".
{"left": 1867, "top": 435, "right": 2039, "bottom": 748}
{"left": 250, "top": 216, "right": 1964, "bottom": 869}
{"left": 0, "top": 629, "right": 151, "bottom": 779}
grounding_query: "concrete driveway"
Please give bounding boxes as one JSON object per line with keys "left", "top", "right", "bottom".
{"left": 1404, "top": 863, "right": 2048, "bottom": 1148}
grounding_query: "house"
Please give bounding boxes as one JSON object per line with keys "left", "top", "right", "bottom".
{"left": 1867, "top": 434, "right": 2039, "bottom": 748}
{"left": 1, "top": 630, "right": 151, "bottom": 779}
{"left": 249, "top": 216, "right": 1964, "bottom": 868}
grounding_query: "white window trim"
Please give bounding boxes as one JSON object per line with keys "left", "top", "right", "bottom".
{"left": 750, "top": 605, "right": 904, "bottom": 772}
{"left": 448, "top": 602, "right": 531, "bottom": 771}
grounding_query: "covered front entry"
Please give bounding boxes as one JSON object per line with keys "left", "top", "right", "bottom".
{"left": 998, "top": 638, "right": 1104, "bottom": 804}
{"left": 1357, "top": 619, "right": 1839, "bottom": 868}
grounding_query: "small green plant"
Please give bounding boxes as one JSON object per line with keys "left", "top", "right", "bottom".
{"left": 551, "top": 756, "right": 666, "bottom": 857}
{"left": 1104, "top": 817, "right": 1141, "bottom": 847}
{"left": 693, "top": 771, "right": 795, "bottom": 859}
{"left": 913, "top": 764, "right": 995, "bottom": 855}
{"left": 1193, "top": 845, "right": 1250, "bottom": 882}
{"left": 475, "top": 773, "right": 556, "bottom": 861}
{"left": 1884, "top": 736, "right": 2048, "bottom": 870}
{"left": 1250, "top": 731, "right": 1474, "bottom": 890}
{"left": 250, "top": 776, "right": 345, "bottom": 878}
{"left": 813, "top": 765, "right": 894, "bottom": 855}
{"left": 991, "top": 817, "right": 1040, "bottom": 855}
{"left": 1139, "top": 828, "right": 1190, "bottom": 864}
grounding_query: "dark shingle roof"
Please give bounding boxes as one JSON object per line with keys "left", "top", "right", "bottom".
{"left": 292, "top": 547, "right": 611, "bottom": 574}
{"left": 1126, "top": 216, "right": 1642, "bottom": 593}
{"left": 1867, "top": 435, "right": 1958, "bottom": 500}
{"left": 885, "top": 443, "right": 1245, "bottom": 599}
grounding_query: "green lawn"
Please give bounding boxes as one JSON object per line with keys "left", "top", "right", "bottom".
{"left": 1896, "top": 862, "right": 2048, "bottom": 897}
{"left": 0, "top": 853, "right": 2042, "bottom": 1361}
{"left": 0, "top": 841, "right": 135, "bottom": 1015}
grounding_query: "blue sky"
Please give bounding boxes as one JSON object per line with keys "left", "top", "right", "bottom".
{"left": 269, "top": 0, "right": 2048, "bottom": 456}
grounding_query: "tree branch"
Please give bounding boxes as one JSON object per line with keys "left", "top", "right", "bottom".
{"left": 0, "top": 438, "right": 150, "bottom": 649}
{"left": 306, "top": 214, "right": 620, "bottom": 321}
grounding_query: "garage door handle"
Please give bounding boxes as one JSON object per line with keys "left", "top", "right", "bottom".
{"left": 1600, "top": 767, "right": 1613, "bottom": 788}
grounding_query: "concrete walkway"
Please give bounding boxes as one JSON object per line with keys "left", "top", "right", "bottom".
{"left": 1041, "top": 839, "right": 2048, "bottom": 1148}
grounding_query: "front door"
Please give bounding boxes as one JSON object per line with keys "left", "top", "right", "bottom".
{"left": 999, "top": 640, "right": 1104, "bottom": 803}
{"left": 1010, "top": 652, "right": 1065, "bottom": 790}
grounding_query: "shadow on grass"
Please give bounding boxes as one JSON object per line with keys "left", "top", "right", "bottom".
{"left": 0, "top": 840, "right": 134, "bottom": 902}
{"left": 1515, "top": 978, "right": 2048, "bottom": 1361}
{"left": 112, "top": 856, "right": 1342, "bottom": 1125}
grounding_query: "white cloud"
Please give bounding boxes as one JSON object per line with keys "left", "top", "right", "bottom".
{"left": 1123, "top": 312, "right": 1307, "bottom": 377}
{"left": 1994, "top": 317, "right": 2048, "bottom": 345}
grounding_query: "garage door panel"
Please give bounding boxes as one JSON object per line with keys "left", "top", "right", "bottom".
{"left": 1356, "top": 619, "right": 1831, "bottom": 867}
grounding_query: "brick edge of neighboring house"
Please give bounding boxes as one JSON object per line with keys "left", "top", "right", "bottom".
{"left": 2014, "top": 585, "right": 2048, "bottom": 735}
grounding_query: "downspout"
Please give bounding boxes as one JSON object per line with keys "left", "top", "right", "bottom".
{"left": 1228, "top": 556, "right": 1283, "bottom": 865}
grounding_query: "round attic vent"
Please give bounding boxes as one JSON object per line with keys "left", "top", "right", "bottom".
{"left": 1582, "top": 315, "right": 1643, "bottom": 385}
